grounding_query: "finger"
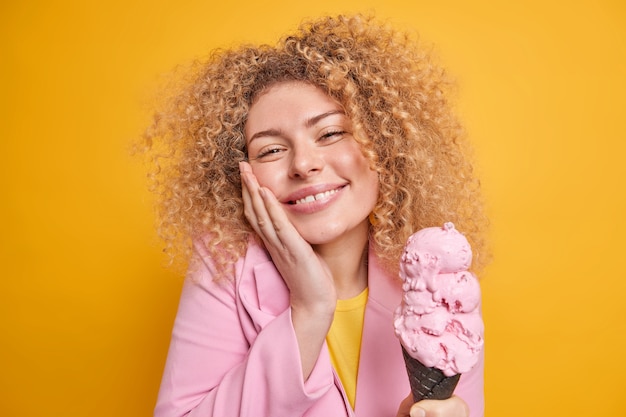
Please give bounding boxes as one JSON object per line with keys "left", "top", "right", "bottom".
{"left": 239, "top": 162, "right": 280, "bottom": 243}
{"left": 239, "top": 162, "right": 254, "bottom": 220}
{"left": 395, "top": 393, "right": 414, "bottom": 417}
{"left": 410, "top": 396, "right": 469, "bottom": 417}
{"left": 258, "top": 185, "right": 304, "bottom": 250}
{"left": 239, "top": 162, "right": 268, "bottom": 232}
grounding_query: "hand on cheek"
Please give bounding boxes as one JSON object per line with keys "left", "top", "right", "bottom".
{"left": 239, "top": 161, "right": 336, "bottom": 314}
{"left": 239, "top": 160, "right": 336, "bottom": 380}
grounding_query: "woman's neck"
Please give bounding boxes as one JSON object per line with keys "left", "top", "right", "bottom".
{"left": 312, "top": 220, "right": 369, "bottom": 299}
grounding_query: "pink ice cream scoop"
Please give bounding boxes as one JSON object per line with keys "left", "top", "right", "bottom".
{"left": 394, "top": 222, "right": 484, "bottom": 384}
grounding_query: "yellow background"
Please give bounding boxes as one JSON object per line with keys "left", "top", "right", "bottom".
{"left": 2, "top": 0, "right": 625, "bottom": 415}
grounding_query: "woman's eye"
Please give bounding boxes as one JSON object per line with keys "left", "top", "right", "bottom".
{"left": 253, "top": 146, "right": 285, "bottom": 161}
{"left": 319, "top": 130, "right": 346, "bottom": 143}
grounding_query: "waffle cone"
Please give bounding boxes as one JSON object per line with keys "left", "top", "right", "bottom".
{"left": 402, "top": 346, "right": 460, "bottom": 402}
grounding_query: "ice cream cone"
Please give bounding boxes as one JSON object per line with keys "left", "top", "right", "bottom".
{"left": 402, "top": 346, "right": 461, "bottom": 402}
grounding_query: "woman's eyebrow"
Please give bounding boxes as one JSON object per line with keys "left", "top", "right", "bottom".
{"left": 248, "top": 128, "right": 283, "bottom": 143}
{"left": 305, "top": 110, "right": 345, "bottom": 128}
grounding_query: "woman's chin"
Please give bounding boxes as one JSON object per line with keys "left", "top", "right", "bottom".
{"left": 296, "top": 220, "right": 370, "bottom": 248}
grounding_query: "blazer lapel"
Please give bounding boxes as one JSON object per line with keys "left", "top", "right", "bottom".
{"left": 237, "top": 242, "right": 290, "bottom": 332}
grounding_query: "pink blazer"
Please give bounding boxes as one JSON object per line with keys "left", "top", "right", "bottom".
{"left": 155, "top": 240, "right": 484, "bottom": 417}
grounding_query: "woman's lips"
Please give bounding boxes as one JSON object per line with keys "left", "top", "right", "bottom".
{"left": 282, "top": 184, "right": 347, "bottom": 209}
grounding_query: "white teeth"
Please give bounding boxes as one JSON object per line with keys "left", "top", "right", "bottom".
{"left": 295, "top": 189, "right": 338, "bottom": 205}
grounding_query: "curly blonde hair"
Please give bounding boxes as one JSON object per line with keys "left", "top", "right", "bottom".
{"left": 143, "top": 14, "right": 489, "bottom": 278}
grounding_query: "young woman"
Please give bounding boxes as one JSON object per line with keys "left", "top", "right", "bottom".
{"left": 146, "top": 14, "right": 487, "bottom": 417}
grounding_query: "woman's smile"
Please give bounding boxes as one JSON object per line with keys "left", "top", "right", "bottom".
{"left": 284, "top": 184, "right": 346, "bottom": 205}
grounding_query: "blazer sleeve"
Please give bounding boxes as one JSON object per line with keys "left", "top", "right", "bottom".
{"left": 154, "top": 245, "right": 335, "bottom": 417}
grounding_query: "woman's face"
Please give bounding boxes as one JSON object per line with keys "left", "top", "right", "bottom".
{"left": 244, "top": 81, "right": 379, "bottom": 247}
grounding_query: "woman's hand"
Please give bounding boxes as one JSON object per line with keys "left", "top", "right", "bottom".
{"left": 240, "top": 161, "right": 336, "bottom": 379}
{"left": 239, "top": 161, "right": 337, "bottom": 312}
{"left": 396, "top": 394, "right": 470, "bottom": 417}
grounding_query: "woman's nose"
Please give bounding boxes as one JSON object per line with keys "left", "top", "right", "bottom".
{"left": 288, "top": 143, "right": 324, "bottom": 178}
